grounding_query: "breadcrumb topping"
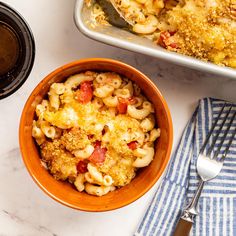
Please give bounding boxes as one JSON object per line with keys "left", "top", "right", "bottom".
{"left": 164, "top": 0, "right": 236, "bottom": 67}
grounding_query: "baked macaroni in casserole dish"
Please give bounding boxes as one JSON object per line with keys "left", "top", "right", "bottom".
{"left": 88, "top": 0, "right": 236, "bottom": 68}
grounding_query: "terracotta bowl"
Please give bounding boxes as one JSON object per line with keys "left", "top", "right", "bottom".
{"left": 19, "top": 58, "right": 173, "bottom": 212}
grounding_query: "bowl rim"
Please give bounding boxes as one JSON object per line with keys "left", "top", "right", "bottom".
{"left": 19, "top": 58, "right": 173, "bottom": 211}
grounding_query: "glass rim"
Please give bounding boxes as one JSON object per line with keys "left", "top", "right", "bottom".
{"left": 0, "top": 2, "right": 35, "bottom": 100}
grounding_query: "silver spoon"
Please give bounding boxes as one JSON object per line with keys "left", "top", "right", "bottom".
{"left": 96, "top": 0, "right": 134, "bottom": 28}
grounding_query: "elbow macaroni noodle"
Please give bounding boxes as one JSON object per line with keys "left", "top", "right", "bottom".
{"left": 85, "top": 183, "right": 115, "bottom": 197}
{"left": 103, "top": 96, "right": 118, "bottom": 107}
{"left": 140, "top": 115, "right": 155, "bottom": 132}
{"left": 133, "top": 15, "right": 159, "bottom": 34}
{"left": 74, "top": 174, "right": 86, "bottom": 192}
{"left": 32, "top": 71, "right": 160, "bottom": 196}
{"left": 73, "top": 145, "right": 95, "bottom": 159}
{"left": 133, "top": 146, "right": 155, "bottom": 168}
{"left": 127, "top": 105, "right": 152, "bottom": 120}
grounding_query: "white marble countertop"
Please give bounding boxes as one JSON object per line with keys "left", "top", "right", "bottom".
{"left": 0, "top": 0, "right": 236, "bottom": 235}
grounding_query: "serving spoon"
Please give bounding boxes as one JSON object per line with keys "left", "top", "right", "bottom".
{"left": 96, "top": 0, "right": 134, "bottom": 28}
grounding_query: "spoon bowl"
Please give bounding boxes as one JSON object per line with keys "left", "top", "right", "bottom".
{"left": 96, "top": 0, "right": 133, "bottom": 28}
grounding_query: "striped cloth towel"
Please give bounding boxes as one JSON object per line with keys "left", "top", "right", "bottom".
{"left": 135, "top": 98, "right": 236, "bottom": 236}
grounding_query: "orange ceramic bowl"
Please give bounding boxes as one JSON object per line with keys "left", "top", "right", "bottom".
{"left": 19, "top": 58, "right": 173, "bottom": 212}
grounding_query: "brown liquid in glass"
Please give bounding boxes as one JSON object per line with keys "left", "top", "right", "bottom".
{"left": 0, "top": 22, "right": 20, "bottom": 77}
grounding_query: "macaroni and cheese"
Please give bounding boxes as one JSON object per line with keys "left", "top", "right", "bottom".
{"left": 89, "top": 0, "right": 236, "bottom": 68}
{"left": 32, "top": 71, "right": 160, "bottom": 196}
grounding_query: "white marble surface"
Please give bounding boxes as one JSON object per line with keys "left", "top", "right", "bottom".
{"left": 0, "top": 0, "right": 236, "bottom": 235}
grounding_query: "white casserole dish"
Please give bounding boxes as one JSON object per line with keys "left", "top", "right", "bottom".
{"left": 74, "top": 1, "right": 236, "bottom": 80}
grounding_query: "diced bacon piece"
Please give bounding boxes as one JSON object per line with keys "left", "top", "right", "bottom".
{"left": 158, "top": 31, "right": 178, "bottom": 49}
{"left": 117, "top": 97, "right": 137, "bottom": 114}
{"left": 117, "top": 98, "right": 128, "bottom": 114}
{"left": 88, "top": 142, "right": 107, "bottom": 165}
{"left": 76, "top": 160, "right": 88, "bottom": 174}
{"left": 127, "top": 141, "right": 138, "bottom": 150}
{"left": 75, "top": 81, "right": 93, "bottom": 104}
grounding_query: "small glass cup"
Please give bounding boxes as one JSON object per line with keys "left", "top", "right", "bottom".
{"left": 0, "top": 2, "right": 35, "bottom": 99}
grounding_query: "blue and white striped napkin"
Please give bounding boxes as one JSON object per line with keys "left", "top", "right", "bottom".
{"left": 135, "top": 98, "right": 236, "bottom": 236}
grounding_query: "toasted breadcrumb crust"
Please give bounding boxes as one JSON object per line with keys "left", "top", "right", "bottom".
{"left": 61, "top": 128, "right": 90, "bottom": 152}
{"left": 41, "top": 140, "right": 78, "bottom": 181}
{"left": 164, "top": 0, "right": 236, "bottom": 68}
